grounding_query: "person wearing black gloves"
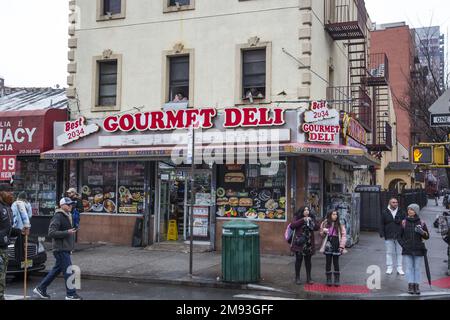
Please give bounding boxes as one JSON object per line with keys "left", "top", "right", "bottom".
{"left": 399, "top": 204, "right": 430, "bottom": 295}
{"left": 380, "top": 198, "right": 406, "bottom": 275}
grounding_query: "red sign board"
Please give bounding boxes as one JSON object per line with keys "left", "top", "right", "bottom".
{"left": 0, "top": 109, "right": 67, "bottom": 155}
{"left": 0, "top": 155, "right": 16, "bottom": 181}
{"left": 103, "top": 107, "right": 285, "bottom": 133}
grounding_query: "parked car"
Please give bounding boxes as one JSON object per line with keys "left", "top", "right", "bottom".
{"left": 6, "top": 236, "right": 47, "bottom": 276}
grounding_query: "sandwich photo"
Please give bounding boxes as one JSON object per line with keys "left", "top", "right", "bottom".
{"left": 224, "top": 172, "right": 245, "bottom": 183}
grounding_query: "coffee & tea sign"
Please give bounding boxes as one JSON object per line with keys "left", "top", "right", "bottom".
{"left": 301, "top": 101, "right": 340, "bottom": 144}
{"left": 57, "top": 117, "right": 100, "bottom": 146}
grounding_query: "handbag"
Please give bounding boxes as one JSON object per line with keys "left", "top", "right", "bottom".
{"left": 319, "top": 233, "right": 330, "bottom": 253}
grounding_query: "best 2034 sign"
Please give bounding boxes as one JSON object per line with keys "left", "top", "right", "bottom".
{"left": 57, "top": 117, "right": 99, "bottom": 146}
{"left": 301, "top": 101, "right": 341, "bottom": 143}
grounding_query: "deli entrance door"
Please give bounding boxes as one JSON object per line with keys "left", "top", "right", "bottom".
{"left": 157, "top": 163, "right": 212, "bottom": 243}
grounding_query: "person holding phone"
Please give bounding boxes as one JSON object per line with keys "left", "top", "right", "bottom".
{"left": 398, "top": 204, "right": 430, "bottom": 295}
{"left": 33, "top": 197, "right": 82, "bottom": 300}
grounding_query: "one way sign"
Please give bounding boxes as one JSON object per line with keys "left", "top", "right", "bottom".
{"left": 431, "top": 114, "right": 450, "bottom": 127}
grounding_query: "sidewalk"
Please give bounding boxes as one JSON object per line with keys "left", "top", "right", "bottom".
{"left": 37, "top": 200, "right": 450, "bottom": 300}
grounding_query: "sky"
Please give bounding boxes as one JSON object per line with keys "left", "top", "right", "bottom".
{"left": 0, "top": 0, "right": 449, "bottom": 87}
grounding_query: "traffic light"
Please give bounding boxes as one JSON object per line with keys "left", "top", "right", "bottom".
{"left": 412, "top": 146, "right": 433, "bottom": 165}
{"left": 434, "top": 146, "right": 446, "bottom": 165}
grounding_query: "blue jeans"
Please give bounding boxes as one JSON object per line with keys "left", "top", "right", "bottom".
{"left": 404, "top": 255, "right": 422, "bottom": 284}
{"left": 38, "top": 251, "right": 76, "bottom": 296}
{"left": 385, "top": 240, "right": 403, "bottom": 269}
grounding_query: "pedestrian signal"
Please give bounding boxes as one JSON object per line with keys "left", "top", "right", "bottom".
{"left": 434, "top": 146, "right": 446, "bottom": 165}
{"left": 412, "top": 146, "right": 433, "bottom": 165}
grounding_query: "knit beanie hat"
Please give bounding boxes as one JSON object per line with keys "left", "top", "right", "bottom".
{"left": 407, "top": 204, "right": 420, "bottom": 215}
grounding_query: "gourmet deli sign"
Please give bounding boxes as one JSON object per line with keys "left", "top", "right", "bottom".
{"left": 103, "top": 107, "right": 286, "bottom": 132}
{"left": 300, "top": 101, "right": 340, "bottom": 144}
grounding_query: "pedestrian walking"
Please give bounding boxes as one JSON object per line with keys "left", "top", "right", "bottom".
{"left": 0, "top": 183, "right": 20, "bottom": 300}
{"left": 435, "top": 191, "right": 439, "bottom": 206}
{"left": 11, "top": 192, "right": 32, "bottom": 263}
{"left": 319, "top": 210, "right": 347, "bottom": 287}
{"left": 66, "top": 188, "right": 83, "bottom": 229}
{"left": 33, "top": 197, "right": 82, "bottom": 300}
{"left": 380, "top": 197, "right": 406, "bottom": 275}
{"left": 289, "top": 206, "right": 318, "bottom": 285}
{"left": 398, "top": 204, "right": 430, "bottom": 295}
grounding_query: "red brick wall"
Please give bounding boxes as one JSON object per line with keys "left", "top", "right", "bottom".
{"left": 371, "top": 26, "right": 413, "bottom": 150}
{"left": 77, "top": 214, "right": 138, "bottom": 246}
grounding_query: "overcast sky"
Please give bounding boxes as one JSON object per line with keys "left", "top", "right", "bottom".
{"left": 0, "top": 0, "right": 449, "bottom": 87}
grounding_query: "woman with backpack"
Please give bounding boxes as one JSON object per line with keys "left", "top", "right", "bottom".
{"left": 398, "top": 204, "right": 430, "bottom": 295}
{"left": 289, "top": 206, "right": 318, "bottom": 285}
{"left": 319, "top": 210, "right": 347, "bottom": 287}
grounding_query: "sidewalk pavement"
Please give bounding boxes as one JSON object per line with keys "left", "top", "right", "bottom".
{"left": 37, "top": 200, "right": 450, "bottom": 300}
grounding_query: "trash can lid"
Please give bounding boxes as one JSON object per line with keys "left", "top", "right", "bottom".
{"left": 223, "top": 221, "right": 259, "bottom": 230}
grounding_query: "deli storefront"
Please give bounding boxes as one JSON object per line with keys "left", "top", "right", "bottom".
{"left": 42, "top": 103, "right": 378, "bottom": 254}
{"left": 0, "top": 109, "right": 67, "bottom": 234}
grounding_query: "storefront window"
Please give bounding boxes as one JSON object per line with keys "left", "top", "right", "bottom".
{"left": 81, "top": 161, "right": 117, "bottom": 214}
{"left": 118, "top": 162, "right": 145, "bottom": 214}
{"left": 80, "top": 160, "right": 146, "bottom": 215}
{"left": 307, "top": 159, "right": 322, "bottom": 217}
{"left": 13, "top": 158, "right": 59, "bottom": 216}
{"left": 215, "top": 160, "right": 287, "bottom": 221}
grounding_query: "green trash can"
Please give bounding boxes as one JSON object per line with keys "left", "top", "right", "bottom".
{"left": 222, "top": 221, "right": 260, "bottom": 283}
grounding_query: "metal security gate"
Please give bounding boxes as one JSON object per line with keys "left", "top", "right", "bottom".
{"left": 356, "top": 186, "right": 427, "bottom": 232}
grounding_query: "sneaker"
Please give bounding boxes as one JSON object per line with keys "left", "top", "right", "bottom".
{"left": 386, "top": 267, "right": 393, "bottom": 275}
{"left": 33, "top": 287, "right": 51, "bottom": 300}
{"left": 65, "top": 293, "right": 83, "bottom": 300}
{"left": 397, "top": 268, "right": 405, "bottom": 276}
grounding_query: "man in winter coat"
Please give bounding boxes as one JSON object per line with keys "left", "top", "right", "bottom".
{"left": 0, "top": 183, "right": 19, "bottom": 300}
{"left": 33, "top": 197, "right": 82, "bottom": 300}
{"left": 380, "top": 198, "right": 406, "bottom": 275}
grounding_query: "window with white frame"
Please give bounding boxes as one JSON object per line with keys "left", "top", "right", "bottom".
{"left": 164, "top": 0, "right": 195, "bottom": 13}
{"left": 168, "top": 55, "right": 190, "bottom": 102}
{"left": 242, "top": 49, "right": 266, "bottom": 101}
{"left": 98, "top": 60, "right": 118, "bottom": 106}
{"left": 97, "top": 0, "right": 126, "bottom": 21}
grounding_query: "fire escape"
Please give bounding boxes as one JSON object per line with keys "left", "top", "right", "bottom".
{"left": 367, "top": 53, "right": 392, "bottom": 152}
{"left": 324, "top": 0, "right": 392, "bottom": 153}
{"left": 324, "top": 0, "right": 372, "bottom": 132}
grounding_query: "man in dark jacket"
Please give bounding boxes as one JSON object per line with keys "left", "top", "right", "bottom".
{"left": 380, "top": 198, "right": 406, "bottom": 275}
{"left": 0, "top": 183, "right": 15, "bottom": 300}
{"left": 33, "top": 197, "right": 82, "bottom": 300}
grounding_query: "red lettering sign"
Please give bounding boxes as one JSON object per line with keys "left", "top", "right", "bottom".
{"left": 302, "top": 123, "right": 341, "bottom": 143}
{"left": 0, "top": 110, "right": 66, "bottom": 155}
{"left": 0, "top": 156, "right": 16, "bottom": 181}
{"left": 342, "top": 113, "right": 367, "bottom": 146}
{"left": 57, "top": 117, "right": 100, "bottom": 146}
{"left": 102, "top": 107, "right": 284, "bottom": 132}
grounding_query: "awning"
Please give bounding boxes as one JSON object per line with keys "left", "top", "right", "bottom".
{"left": 286, "top": 143, "right": 380, "bottom": 166}
{"left": 41, "top": 147, "right": 175, "bottom": 160}
{"left": 41, "top": 144, "right": 292, "bottom": 160}
{"left": 41, "top": 143, "right": 379, "bottom": 166}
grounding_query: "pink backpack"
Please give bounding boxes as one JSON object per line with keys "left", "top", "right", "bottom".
{"left": 285, "top": 224, "right": 294, "bottom": 244}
